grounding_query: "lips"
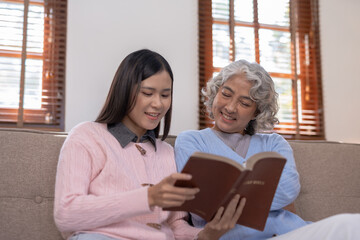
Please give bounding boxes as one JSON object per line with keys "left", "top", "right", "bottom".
{"left": 221, "top": 111, "right": 236, "bottom": 121}
{"left": 145, "top": 112, "right": 161, "bottom": 120}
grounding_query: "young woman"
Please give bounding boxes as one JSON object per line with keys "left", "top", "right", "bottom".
{"left": 53, "top": 49, "right": 245, "bottom": 240}
{"left": 174, "top": 59, "right": 360, "bottom": 240}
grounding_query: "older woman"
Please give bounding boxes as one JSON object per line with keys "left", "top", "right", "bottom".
{"left": 174, "top": 59, "right": 360, "bottom": 240}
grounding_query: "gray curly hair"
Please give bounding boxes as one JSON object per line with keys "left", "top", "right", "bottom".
{"left": 202, "top": 59, "right": 279, "bottom": 134}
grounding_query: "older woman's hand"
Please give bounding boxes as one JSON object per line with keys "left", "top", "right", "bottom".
{"left": 197, "top": 194, "right": 246, "bottom": 240}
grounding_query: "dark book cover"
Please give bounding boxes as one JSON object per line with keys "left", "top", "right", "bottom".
{"left": 164, "top": 151, "right": 286, "bottom": 231}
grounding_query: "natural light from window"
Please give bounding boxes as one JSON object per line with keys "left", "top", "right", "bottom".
{"left": 0, "top": 2, "right": 44, "bottom": 110}
{"left": 212, "top": 0, "right": 295, "bottom": 124}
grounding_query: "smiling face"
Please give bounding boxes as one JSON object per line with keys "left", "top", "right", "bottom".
{"left": 122, "top": 70, "right": 172, "bottom": 138}
{"left": 212, "top": 74, "right": 258, "bottom": 134}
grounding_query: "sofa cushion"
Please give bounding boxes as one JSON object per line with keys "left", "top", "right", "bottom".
{"left": 1, "top": 129, "right": 359, "bottom": 239}
{"left": 0, "top": 128, "right": 66, "bottom": 240}
{"left": 289, "top": 141, "right": 360, "bottom": 221}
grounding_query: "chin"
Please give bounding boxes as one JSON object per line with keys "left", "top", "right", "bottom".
{"left": 145, "top": 123, "right": 160, "bottom": 131}
{"left": 217, "top": 126, "right": 232, "bottom": 133}
{"left": 217, "top": 125, "right": 240, "bottom": 134}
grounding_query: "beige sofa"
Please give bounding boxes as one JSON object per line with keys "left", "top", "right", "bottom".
{"left": 1, "top": 128, "right": 359, "bottom": 240}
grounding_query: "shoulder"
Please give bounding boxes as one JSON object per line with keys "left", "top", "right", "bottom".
{"left": 156, "top": 138, "right": 174, "bottom": 153}
{"left": 66, "top": 121, "right": 108, "bottom": 144}
{"left": 155, "top": 139, "right": 176, "bottom": 169}
{"left": 177, "top": 128, "right": 212, "bottom": 141}
{"left": 175, "top": 128, "right": 218, "bottom": 153}
{"left": 68, "top": 121, "right": 105, "bottom": 133}
{"left": 251, "top": 132, "right": 291, "bottom": 150}
{"left": 253, "top": 132, "right": 287, "bottom": 143}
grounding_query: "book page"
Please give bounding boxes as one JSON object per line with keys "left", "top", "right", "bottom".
{"left": 245, "top": 151, "right": 285, "bottom": 170}
{"left": 191, "top": 151, "right": 246, "bottom": 171}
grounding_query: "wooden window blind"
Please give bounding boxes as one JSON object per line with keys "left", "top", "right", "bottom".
{"left": 0, "top": 0, "right": 67, "bottom": 131}
{"left": 198, "top": 0, "right": 324, "bottom": 140}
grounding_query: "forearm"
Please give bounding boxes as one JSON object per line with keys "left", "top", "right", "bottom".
{"left": 267, "top": 134, "right": 301, "bottom": 210}
{"left": 270, "top": 166, "right": 300, "bottom": 210}
{"left": 54, "top": 187, "right": 151, "bottom": 232}
{"left": 54, "top": 139, "right": 153, "bottom": 231}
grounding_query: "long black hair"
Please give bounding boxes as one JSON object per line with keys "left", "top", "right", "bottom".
{"left": 95, "top": 49, "right": 173, "bottom": 140}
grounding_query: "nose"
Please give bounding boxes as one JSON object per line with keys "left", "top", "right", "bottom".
{"left": 224, "top": 99, "right": 237, "bottom": 113}
{"left": 151, "top": 94, "right": 162, "bottom": 109}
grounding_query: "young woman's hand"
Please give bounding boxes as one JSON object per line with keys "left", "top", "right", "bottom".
{"left": 148, "top": 173, "right": 200, "bottom": 208}
{"left": 197, "top": 194, "right": 246, "bottom": 240}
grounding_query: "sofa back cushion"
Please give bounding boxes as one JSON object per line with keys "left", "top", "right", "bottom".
{"left": 0, "top": 128, "right": 66, "bottom": 240}
{"left": 1, "top": 130, "right": 359, "bottom": 240}
{"left": 289, "top": 141, "right": 360, "bottom": 221}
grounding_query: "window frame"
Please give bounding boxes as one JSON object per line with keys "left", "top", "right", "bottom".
{"left": 0, "top": 0, "right": 67, "bottom": 131}
{"left": 198, "top": 0, "right": 324, "bottom": 140}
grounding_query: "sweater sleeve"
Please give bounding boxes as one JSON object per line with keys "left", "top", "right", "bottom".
{"left": 167, "top": 211, "right": 202, "bottom": 240}
{"left": 269, "top": 134, "right": 301, "bottom": 210}
{"left": 174, "top": 131, "right": 203, "bottom": 172}
{"left": 54, "top": 137, "right": 152, "bottom": 232}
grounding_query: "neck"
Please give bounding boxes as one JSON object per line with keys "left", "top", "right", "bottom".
{"left": 211, "top": 127, "right": 244, "bottom": 135}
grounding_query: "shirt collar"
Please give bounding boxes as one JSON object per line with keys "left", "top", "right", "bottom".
{"left": 107, "top": 122, "right": 157, "bottom": 151}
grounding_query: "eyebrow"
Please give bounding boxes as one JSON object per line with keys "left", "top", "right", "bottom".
{"left": 240, "top": 95, "right": 254, "bottom": 102}
{"left": 222, "top": 86, "right": 234, "bottom": 93}
{"left": 222, "top": 86, "right": 253, "bottom": 101}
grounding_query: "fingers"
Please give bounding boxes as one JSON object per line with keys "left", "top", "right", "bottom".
{"left": 229, "top": 197, "right": 246, "bottom": 226}
{"left": 221, "top": 194, "right": 240, "bottom": 218}
{"left": 174, "top": 186, "right": 200, "bottom": 197}
{"left": 161, "top": 191, "right": 197, "bottom": 202}
{"left": 160, "top": 198, "right": 191, "bottom": 207}
{"left": 151, "top": 188, "right": 198, "bottom": 208}
{"left": 216, "top": 195, "right": 246, "bottom": 227}
{"left": 211, "top": 206, "right": 225, "bottom": 224}
{"left": 163, "top": 173, "right": 200, "bottom": 196}
{"left": 148, "top": 173, "right": 200, "bottom": 208}
{"left": 166, "top": 173, "right": 192, "bottom": 184}
{"left": 215, "top": 194, "right": 239, "bottom": 228}
{"left": 200, "top": 195, "right": 246, "bottom": 239}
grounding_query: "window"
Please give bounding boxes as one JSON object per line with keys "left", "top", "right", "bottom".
{"left": 0, "top": 0, "right": 67, "bottom": 131}
{"left": 198, "top": 0, "right": 324, "bottom": 140}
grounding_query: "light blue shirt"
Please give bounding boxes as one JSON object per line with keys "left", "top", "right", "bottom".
{"left": 174, "top": 128, "right": 309, "bottom": 240}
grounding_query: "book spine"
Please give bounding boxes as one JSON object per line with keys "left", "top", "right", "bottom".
{"left": 217, "top": 171, "right": 249, "bottom": 208}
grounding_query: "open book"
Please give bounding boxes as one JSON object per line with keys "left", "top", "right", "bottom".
{"left": 164, "top": 151, "right": 286, "bottom": 231}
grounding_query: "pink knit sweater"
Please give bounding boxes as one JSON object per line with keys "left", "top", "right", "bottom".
{"left": 54, "top": 122, "right": 201, "bottom": 240}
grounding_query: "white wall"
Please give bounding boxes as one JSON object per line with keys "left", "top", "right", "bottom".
{"left": 65, "top": 0, "right": 198, "bottom": 135}
{"left": 66, "top": 0, "right": 360, "bottom": 143}
{"left": 320, "top": 0, "right": 360, "bottom": 143}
